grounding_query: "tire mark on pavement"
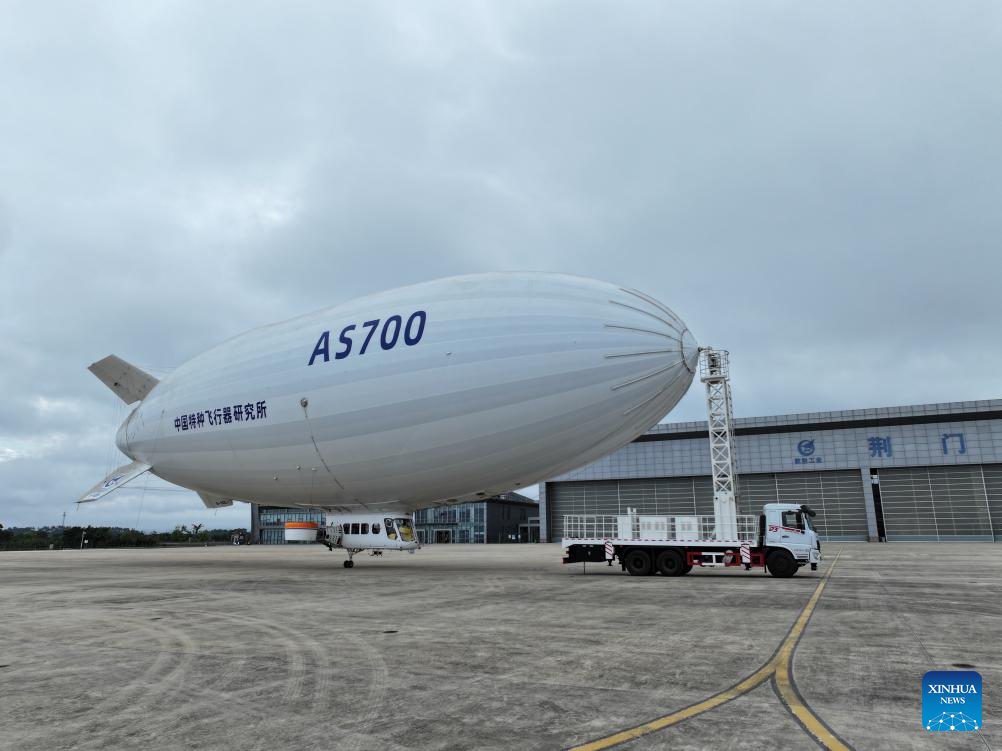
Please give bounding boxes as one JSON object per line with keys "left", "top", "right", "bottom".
{"left": 565, "top": 549, "right": 850, "bottom": 751}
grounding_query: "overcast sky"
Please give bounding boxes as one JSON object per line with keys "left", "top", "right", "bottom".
{"left": 1, "top": 2, "right": 1000, "bottom": 531}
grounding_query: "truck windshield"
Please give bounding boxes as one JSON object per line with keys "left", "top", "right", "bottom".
{"left": 802, "top": 513, "right": 814, "bottom": 531}
{"left": 395, "top": 518, "right": 415, "bottom": 542}
{"left": 782, "top": 510, "right": 805, "bottom": 530}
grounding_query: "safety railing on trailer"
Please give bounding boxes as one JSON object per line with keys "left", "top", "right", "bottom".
{"left": 730, "top": 515, "right": 758, "bottom": 542}
{"left": 562, "top": 515, "right": 620, "bottom": 539}
{"left": 562, "top": 514, "right": 758, "bottom": 543}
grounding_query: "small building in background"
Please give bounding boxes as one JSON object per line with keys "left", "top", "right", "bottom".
{"left": 413, "top": 492, "right": 539, "bottom": 543}
{"left": 250, "top": 492, "right": 539, "bottom": 544}
{"left": 251, "top": 505, "right": 326, "bottom": 544}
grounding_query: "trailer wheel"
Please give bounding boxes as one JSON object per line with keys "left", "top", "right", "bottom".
{"left": 680, "top": 564, "right": 692, "bottom": 575}
{"left": 623, "top": 549, "right": 652, "bottom": 576}
{"left": 656, "top": 549, "right": 685, "bottom": 577}
{"left": 766, "top": 550, "right": 797, "bottom": 578}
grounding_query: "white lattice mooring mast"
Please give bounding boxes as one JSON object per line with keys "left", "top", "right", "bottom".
{"left": 700, "top": 348, "right": 739, "bottom": 541}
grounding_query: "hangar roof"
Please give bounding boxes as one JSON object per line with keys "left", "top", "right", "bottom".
{"left": 636, "top": 399, "right": 1002, "bottom": 443}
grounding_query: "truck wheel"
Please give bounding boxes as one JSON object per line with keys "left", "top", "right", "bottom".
{"left": 767, "top": 551, "right": 797, "bottom": 578}
{"left": 680, "top": 564, "right": 692, "bottom": 575}
{"left": 623, "top": 549, "right": 652, "bottom": 576}
{"left": 656, "top": 549, "right": 685, "bottom": 577}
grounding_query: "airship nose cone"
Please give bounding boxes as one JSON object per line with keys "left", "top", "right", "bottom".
{"left": 603, "top": 285, "right": 699, "bottom": 423}
{"left": 681, "top": 327, "right": 699, "bottom": 374}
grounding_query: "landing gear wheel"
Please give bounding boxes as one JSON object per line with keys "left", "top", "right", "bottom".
{"left": 656, "top": 549, "right": 685, "bottom": 577}
{"left": 766, "top": 551, "right": 797, "bottom": 578}
{"left": 343, "top": 560, "right": 354, "bottom": 569}
{"left": 623, "top": 549, "right": 652, "bottom": 576}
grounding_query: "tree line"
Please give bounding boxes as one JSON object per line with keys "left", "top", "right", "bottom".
{"left": 0, "top": 523, "right": 250, "bottom": 550}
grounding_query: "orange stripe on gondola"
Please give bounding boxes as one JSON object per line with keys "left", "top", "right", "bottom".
{"left": 284, "top": 522, "right": 319, "bottom": 529}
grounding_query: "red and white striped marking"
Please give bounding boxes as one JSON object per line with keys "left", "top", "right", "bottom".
{"left": 604, "top": 541, "right": 614, "bottom": 560}
{"left": 739, "top": 542, "right": 750, "bottom": 564}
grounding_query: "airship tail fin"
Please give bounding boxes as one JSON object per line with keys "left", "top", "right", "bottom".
{"left": 78, "top": 459, "right": 152, "bottom": 503}
{"left": 88, "top": 355, "right": 159, "bottom": 404}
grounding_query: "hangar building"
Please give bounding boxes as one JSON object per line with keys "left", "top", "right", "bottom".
{"left": 540, "top": 400, "right": 1002, "bottom": 543}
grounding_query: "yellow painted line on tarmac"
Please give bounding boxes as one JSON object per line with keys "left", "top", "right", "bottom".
{"left": 773, "top": 548, "right": 852, "bottom": 751}
{"left": 567, "top": 663, "right": 775, "bottom": 751}
{"left": 567, "top": 548, "right": 847, "bottom": 751}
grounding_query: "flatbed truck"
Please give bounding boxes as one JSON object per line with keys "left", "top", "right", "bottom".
{"left": 561, "top": 503, "right": 822, "bottom": 577}
{"left": 559, "top": 347, "right": 823, "bottom": 578}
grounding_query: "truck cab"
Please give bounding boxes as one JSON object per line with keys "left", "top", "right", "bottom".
{"left": 761, "top": 503, "right": 822, "bottom": 575}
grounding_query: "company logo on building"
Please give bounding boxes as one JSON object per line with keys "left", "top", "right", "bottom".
{"left": 794, "top": 439, "right": 823, "bottom": 465}
{"left": 923, "top": 671, "right": 982, "bottom": 731}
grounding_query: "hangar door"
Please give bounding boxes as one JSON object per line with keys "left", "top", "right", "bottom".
{"left": 985, "top": 464, "right": 1002, "bottom": 541}
{"left": 546, "top": 477, "right": 714, "bottom": 541}
{"left": 877, "top": 465, "right": 998, "bottom": 541}
{"left": 547, "top": 469, "right": 867, "bottom": 541}
{"left": 740, "top": 470, "right": 868, "bottom": 541}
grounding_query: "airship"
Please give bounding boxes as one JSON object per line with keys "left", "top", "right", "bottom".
{"left": 81, "top": 272, "right": 698, "bottom": 563}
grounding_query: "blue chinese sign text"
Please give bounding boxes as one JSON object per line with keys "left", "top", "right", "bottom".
{"left": 175, "top": 401, "right": 268, "bottom": 431}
